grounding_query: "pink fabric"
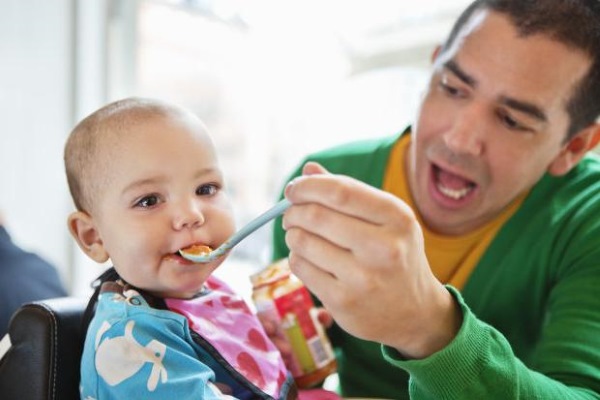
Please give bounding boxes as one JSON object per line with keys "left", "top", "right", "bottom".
{"left": 166, "top": 276, "right": 288, "bottom": 397}
{"left": 298, "top": 388, "right": 342, "bottom": 400}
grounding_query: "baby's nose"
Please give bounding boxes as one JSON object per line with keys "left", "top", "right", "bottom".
{"left": 172, "top": 202, "right": 205, "bottom": 230}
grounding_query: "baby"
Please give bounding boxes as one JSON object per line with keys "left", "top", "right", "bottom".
{"left": 65, "top": 97, "right": 301, "bottom": 399}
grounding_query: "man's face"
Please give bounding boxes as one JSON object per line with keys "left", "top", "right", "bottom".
{"left": 91, "top": 114, "right": 236, "bottom": 298}
{"left": 407, "top": 10, "right": 592, "bottom": 235}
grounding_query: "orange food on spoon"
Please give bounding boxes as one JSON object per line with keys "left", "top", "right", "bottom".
{"left": 181, "top": 244, "right": 213, "bottom": 255}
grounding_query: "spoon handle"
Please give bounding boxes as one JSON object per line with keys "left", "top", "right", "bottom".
{"left": 227, "top": 198, "right": 291, "bottom": 249}
{"left": 181, "top": 198, "right": 291, "bottom": 262}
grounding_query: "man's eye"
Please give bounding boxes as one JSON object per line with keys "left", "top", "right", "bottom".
{"left": 439, "top": 81, "right": 462, "bottom": 98}
{"left": 135, "top": 195, "right": 159, "bottom": 208}
{"left": 499, "top": 111, "right": 529, "bottom": 131}
{"left": 197, "top": 184, "right": 218, "bottom": 196}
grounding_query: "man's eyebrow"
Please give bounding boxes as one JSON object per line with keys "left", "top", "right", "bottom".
{"left": 444, "top": 60, "right": 477, "bottom": 87}
{"left": 499, "top": 96, "right": 548, "bottom": 122}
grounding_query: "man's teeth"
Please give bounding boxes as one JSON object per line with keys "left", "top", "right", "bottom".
{"left": 437, "top": 184, "right": 473, "bottom": 200}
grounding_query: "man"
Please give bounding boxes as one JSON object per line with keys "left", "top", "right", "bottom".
{"left": 0, "top": 212, "right": 67, "bottom": 337}
{"left": 272, "top": 0, "right": 600, "bottom": 398}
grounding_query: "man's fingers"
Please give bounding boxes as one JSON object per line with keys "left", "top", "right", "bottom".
{"left": 283, "top": 202, "right": 375, "bottom": 254}
{"left": 287, "top": 252, "right": 342, "bottom": 304}
{"left": 301, "top": 161, "right": 328, "bottom": 175}
{"left": 283, "top": 200, "right": 417, "bottom": 278}
{"left": 285, "top": 163, "right": 413, "bottom": 227}
{"left": 284, "top": 223, "right": 360, "bottom": 282}
{"left": 316, "top": 308, "right": 334, "bottom": 328}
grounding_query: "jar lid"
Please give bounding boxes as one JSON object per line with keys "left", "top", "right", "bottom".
{"left": 250, "top": 258, "right": 291, "bottom": 288}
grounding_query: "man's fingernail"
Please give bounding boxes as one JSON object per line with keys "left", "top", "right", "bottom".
{"left": 285, "top": 177, "right": 300, "bottom": 196}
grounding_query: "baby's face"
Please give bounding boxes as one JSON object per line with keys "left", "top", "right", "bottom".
{"left": 91, "top": 114, "right": 235, "bottom": 298}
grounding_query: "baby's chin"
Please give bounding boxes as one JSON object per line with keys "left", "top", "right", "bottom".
{"left": 144, "top": 274, "right": 211, "bottom": 299}
{"left": 148, "top": 286, "right": 206, "bottom": 300}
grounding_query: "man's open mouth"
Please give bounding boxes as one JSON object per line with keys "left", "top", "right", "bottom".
{"left": 433, "top": 164, "right": 477, "bottom": 201}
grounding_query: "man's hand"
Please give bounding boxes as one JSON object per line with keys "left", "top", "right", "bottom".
{"left": 282, "top": 162, "right": 462, "bottom": 359}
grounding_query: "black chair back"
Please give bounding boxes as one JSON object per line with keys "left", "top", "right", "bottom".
{"left": 0, "top": 297, "right": 87, "bottom": 400}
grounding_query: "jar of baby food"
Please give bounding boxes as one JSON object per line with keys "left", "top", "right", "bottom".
{"left": 250, "top": 258, "right": 337, "bottom": 388}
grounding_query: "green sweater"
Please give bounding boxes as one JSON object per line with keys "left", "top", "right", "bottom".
{"left": 272, "top": 132, "right": 600, "bottom": 399}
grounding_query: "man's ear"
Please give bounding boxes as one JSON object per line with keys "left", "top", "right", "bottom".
{"left": 67, "top": 211, "right": 109, "bottom": 263}
{"left": 548, "top": 123, "right": 600, "bottom": 176}
{"left": 431, "top": 45, "right": 442, "bottom": 64}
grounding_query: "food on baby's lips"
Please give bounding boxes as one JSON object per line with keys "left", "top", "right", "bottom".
{"left": 181, "top": 244, "right": 213, "bottom": 255}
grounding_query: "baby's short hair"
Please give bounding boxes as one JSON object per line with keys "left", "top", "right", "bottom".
{"left": 64, "top": 97, "right": 190, "bottom": 213}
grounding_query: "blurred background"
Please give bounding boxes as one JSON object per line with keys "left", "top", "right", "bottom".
{"left": 0, "top": 0, "right": 538, "bottom": 299}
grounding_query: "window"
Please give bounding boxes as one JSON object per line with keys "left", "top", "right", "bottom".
{"left": 104, "top": 0, "right": 471, "bottom": 290}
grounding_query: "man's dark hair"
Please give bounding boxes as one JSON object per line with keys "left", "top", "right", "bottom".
{"left": 442, "top": 0, "right": 600, "bottom": 139}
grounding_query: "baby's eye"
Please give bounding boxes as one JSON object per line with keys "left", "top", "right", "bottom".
{"left": 197, "top": 184, "right": 218, "bottom": 196}
{"left": 135, "top": 195, "right": 160, "bottom": 208}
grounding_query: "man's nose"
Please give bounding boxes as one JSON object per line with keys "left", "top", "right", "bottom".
{"left": 442, "top": 103, "right": 485, "bottom": 157}
{"left": 172, "top": 200, "right": 205, "bottom": 231}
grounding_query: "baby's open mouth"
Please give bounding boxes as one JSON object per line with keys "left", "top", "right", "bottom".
{"left": 179, "top": 244, "right": 213, "bottom": 256}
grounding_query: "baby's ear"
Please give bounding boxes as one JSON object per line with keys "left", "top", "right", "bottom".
{"left": 548, "top": 123, "right": 600, "bottom": 176}
{"left": 67, "top": 211, "right": 109, "bottom": 263}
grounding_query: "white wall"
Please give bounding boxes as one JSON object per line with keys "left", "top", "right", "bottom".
{"left": 0, "top": 0, "right": 75, "bottom": 288}
{"left": 0, "top": 0, "right": 111, "bottom": 295}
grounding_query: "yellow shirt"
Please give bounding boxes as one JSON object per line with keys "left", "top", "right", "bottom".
{"left": 382, "top": 134, "right": 526, "bottom": 289}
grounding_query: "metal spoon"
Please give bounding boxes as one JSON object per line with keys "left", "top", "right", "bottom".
{"left": 179, "top": 198, "right": 291, "bottom": 263}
